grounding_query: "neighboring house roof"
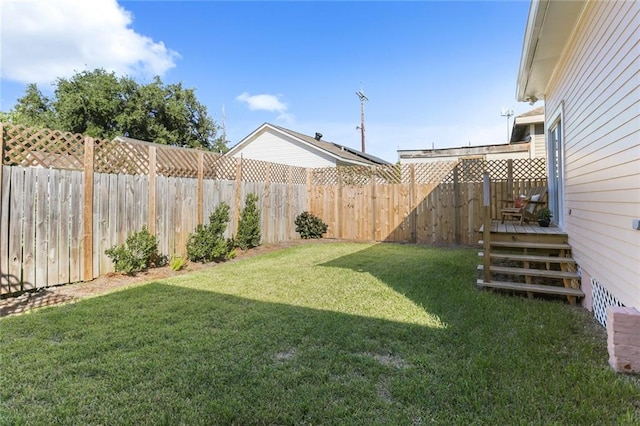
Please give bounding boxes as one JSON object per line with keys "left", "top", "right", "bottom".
{"left": 227, "top": 123, "right": 391, "bottom": 166}
{"left": 398, "top": 142, "right": 530, "bottom": 160}
{"left": 516, "top": 0, "right": 588, "bottom": 103}
{"left": 509, "top": 106, "right": 544, "bottom": 143}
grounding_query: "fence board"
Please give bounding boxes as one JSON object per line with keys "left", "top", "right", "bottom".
{"left": 162, "top": 177, "right": 179, "bottom": 256}
{"left": 8, "top": 168, "right": 24, "bottom": 293}
{"left": 22, "top": 168, "right": 36, "bottom": 290}
{"left": 70, "top": 172, "right": 83, "bottom": 283}
{"left": 58, "top": 170, "right": 71, "bottom": 285}
{"left": 156, "top": 176, "right": 168, "bottom": 256}
{"left": 0, "top": 167, "right": 9, "bottom": 293}
{"left": 47, "top": 169, "right": 60, "bottom": 285}
{"left": 35, "top": 168, "right": 48, "bottom": 287}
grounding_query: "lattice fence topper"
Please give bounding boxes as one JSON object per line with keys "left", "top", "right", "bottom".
{"left": 205, "top": 156, "right": 237, "bottom": 180}
{"left": 155, "top": 145, "right": 201, "bottom": 178}
{"left": 408, "top": 162, "right": 458, "bottom": 184}
{"left": 241, "top": 158, "right": 269, "bottom": 182}
{"left": 95, "top": 138, "right": 149, "bottom": 175}
{"left": 269, "top": 162, "right": 292, "bottom": 184}
{"left": 289, "top": 166, "right": 308, "bottom": 185}
{"left": 442, "top": 158, "right": 547, "bottom": 183}
{"left": 591, "top": 277, "right": 624, "bottom": 328}
{"left": 312, "top": 167, "right": 339, "bottom": 185}
{"left": 2, "top": 123, "right": 85, "bottom": 170}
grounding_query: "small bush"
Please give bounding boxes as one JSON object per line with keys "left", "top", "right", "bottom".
{"left": 294, "top": 211, "right": 328, "bottom": 239}
{"left": 236, "top": 193, "right": 261, "bottom": 250}
{"left": 105, "top": 227, "right": 165, "bottom": 275}
{"left": 169, "top": 256, "right": 187, "bottom": 271}
{"left": 187, "top": 203, "right": 232, "bottom": 263}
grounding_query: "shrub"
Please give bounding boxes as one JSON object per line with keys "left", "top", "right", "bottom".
{"left": 105, "top": 226, "right": 165, "bottom": 275}
{"left": 187, "top": 203, "right": 232, "bottom": 263}
{"left": 169, "top": 256, "right": 187, "bottom": 271}
{"left": 294, "top": 211, "right": 328, "bottom": 239}
{"left": 236, "top": 193, "right": 261, "bottom": 250}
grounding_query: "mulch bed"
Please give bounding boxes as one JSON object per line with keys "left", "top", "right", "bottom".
{"left": 1, "top": 239, "right": 330, "bottom": 318}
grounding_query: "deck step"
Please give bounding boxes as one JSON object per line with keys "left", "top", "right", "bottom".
{"left": 476, "top": 279, "right": 585, "bottom": 297}
{"left": 479, "top": 240, "right": 572, "bottom": 250}
{"left": 478, "top": 252, "right": 577, "bottom": 264}
{"left": 477, "top": 265, "right": 579, "bottom": 280}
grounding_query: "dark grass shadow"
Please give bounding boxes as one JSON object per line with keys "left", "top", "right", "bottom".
{"left": 0, "top": 282, "right": 445, "bottom": 424}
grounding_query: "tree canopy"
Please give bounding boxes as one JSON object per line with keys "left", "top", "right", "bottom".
{"left": 3, "top": 69, "right": 227, "bottom": 152}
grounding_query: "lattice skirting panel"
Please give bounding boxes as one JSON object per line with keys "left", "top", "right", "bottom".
{"left": 591, "top": 277, "right": 624, "bottom": 327}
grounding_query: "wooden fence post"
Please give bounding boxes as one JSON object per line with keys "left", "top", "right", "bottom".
{"left": 453, "top": 164, "right": 461, "bottom": 245}
{"left": 0, "top": 122, "right": 4, "bottom": 225}
{"left": 336, "top": 167, "right": 343, "bottom": 239}
{"left": 371, "top": 173, "right": 377, "bottom": 241}
{"left": 82, "top": 137, "right": 94, "bottom": 281}
{"left": 197, "top": 152, "right": 204, "bottom": 225}
{"left": 263, "top": 162, "right": 271, "bottom": 241}
{"left": 287, "top": 166, "right": 293, "bottom": 238}
{"left": 408, "top": 164, "right": 416, "bottom": 243}
{"left": 507, "top": 159, "right": 514, "bottom": 199}
{"left": 148, "top": 146, "right": 157, "bottom": 235}
{"left": 234, "top": 156, "right": 243, "bottom": 232}
{"left": 306, "top": 168, "right": 312, "bottom": 212}
{"left": 482, "top": 172, "right": 491, "bottom": 283}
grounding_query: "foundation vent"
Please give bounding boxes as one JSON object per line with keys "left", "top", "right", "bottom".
{"left": 591, "top": 277, "right": 624, "bottom": 327}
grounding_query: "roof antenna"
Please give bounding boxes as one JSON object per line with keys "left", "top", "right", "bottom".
{"left": 501, "top": 107, "right": 514, "bottom": 143}
{"left": 355, "top": 83, "right": 368, "bottom": 153}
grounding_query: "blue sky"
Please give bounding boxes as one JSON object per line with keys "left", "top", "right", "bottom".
{"left": 1, "top": 0, "right": 536, "bottom": 162}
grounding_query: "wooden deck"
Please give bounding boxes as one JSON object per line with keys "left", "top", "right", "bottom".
{"left": 479, "top": 220, "right": 567, "bottom": 236}
{"left": 480, "top": 220, "right": 568, "bottom": 245}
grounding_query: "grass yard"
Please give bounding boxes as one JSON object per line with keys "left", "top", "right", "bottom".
{"left": 1, "top": 242, "right": 638, "bottom": 424}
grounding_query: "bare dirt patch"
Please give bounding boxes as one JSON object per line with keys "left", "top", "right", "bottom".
{"left": 1, "top": 239, "right": 330, "bottom": 318}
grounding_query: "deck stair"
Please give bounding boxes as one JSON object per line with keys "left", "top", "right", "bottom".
{"left": 477, "top": 222, "right": 584, "bottom": 304}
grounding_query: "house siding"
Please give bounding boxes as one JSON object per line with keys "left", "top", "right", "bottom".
{"left": 230, "top": 128, "right": 337, "bottom": 168}
{"left": 545, "top": 0, "right": 640, "bottom": 308}
{"left": 532, "top": 134, "right": 546, "bottom": 159}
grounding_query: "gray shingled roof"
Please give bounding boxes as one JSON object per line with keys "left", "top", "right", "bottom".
{"left": 264, "top": 124, "right": 390, "bottom": 165}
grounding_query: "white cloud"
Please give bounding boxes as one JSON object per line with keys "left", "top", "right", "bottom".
{"left": 236, "top": 92, "right": 287, "bottom": 113}
{"left": 236, "top": 92, "right": 295, "bottom": 124}
{"left": 0, "top": 0, "right": 180, "bottom": 84}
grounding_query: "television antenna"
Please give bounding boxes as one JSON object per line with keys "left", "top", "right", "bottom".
{"left": 356, "top": 89, "right": 369, "bottom": 153}
{"left": 501, "top": 107, "right": 514, "bottom": 143}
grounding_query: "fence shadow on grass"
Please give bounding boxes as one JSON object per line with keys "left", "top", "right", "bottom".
{"left": 1, "top": 281, "right": 445, "bottom": 424}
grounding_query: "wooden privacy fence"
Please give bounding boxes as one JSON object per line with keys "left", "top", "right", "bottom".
{"left": 309, "top": 158, "right": 547, "bottom": 245}
{"left": 1, "top": 123, "right": 547, "bottom": 295}
{"left": 0, "top": 124, "right": 308, "bottom": 294}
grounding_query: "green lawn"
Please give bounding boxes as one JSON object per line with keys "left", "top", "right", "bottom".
{"left": 1, "top": 242, "right": 638, "bottom": 424}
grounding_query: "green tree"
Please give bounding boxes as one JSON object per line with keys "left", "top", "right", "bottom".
{"left": 6, "top": 69, "right": 226, "bottom": 152}
{"left": 11, "top": 84, "right": 56, "bottom": 128}
{"left": 235, "top": 193, "right": 261, "bottom": 250}
{"left": 54, "top": 69, "right": 132, "bottom": 138}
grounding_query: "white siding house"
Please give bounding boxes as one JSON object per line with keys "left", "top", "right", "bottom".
{"left": 227, "top": 123, "right": 389, "bottom": 168}
{"left": 517, "top": 0, "right": 639, "bottom": 371}
{"left": 510, "top": 106, "right": 546, "bottom": 158}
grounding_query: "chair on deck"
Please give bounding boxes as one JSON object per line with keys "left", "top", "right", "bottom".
{"left": 501, "top": 186, "right": 547, "bottom": 224}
